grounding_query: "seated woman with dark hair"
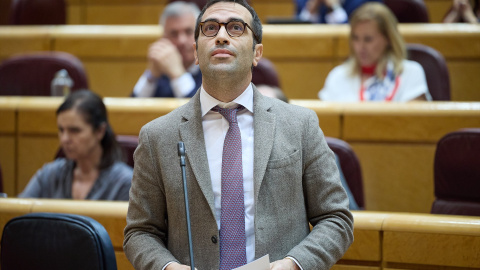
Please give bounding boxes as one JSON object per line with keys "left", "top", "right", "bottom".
{"left": 319, "top": 2, "right": 432, "bottom": 102}
{"left": 19, "top": 90, "right": 132, "bottom": 201}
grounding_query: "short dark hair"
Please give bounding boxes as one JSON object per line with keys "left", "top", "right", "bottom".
{"left": 56, "top": 90, "right": 123, "bottom": 169}
{"left": 194, "top": 0, "right": 262, "bottom": 49}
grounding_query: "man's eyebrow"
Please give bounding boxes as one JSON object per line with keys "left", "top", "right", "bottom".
{"left": 202, "top": 17, "right": 245, "bottom": 23}
{"left": 203, "top": 18, "right": 220, "bottom": 23}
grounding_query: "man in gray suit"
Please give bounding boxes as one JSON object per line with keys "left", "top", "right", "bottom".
{"left": 123, "top": 0, "right": 354, "bottom": 269}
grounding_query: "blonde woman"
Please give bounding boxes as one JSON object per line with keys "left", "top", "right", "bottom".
{"left": 319, "top": 2, "right": 432, "bottom": 101}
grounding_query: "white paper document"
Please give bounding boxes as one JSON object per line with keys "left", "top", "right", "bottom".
{"left": 233, "top": 254, "right": 270, "bottom": 270}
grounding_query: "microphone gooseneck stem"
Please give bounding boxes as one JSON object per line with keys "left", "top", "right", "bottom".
{"left": 178, "top": 142, "right": 195, "bottom": 270}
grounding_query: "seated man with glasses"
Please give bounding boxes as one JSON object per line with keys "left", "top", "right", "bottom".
{"left": 132, "top": 1, "right": 201, "bottom": 98}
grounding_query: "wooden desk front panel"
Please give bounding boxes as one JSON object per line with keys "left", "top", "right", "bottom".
{"left": 2, "top": 199, "right": 480, "bottom": 270}
{"left": 0, "top": 28, "right": 50, "bottom": 61}
{"left": 59, "top": 0, "right": 451, "bottom": 24}
{"left": 342, "top": 102, "right": 480, "bottom": 143}
{"left": 0, "top": 100, "right": 18, "bottom": 196}
{"left": 424, "top": 0, "right": 452, "bottom": 23}
{"left": 7, "top": 100, "right": 480, "bottom": 214}
{"left": 342, "top": 102, "right": 480, "bottom": 212}
{"left": 351, "top": 143, "right": 436, "bottom": 213}
{"left": 384, "top": 232, "right": 480, "bottom": 268}
{"left": 66, "top": 0, "right": 294, "bottom": 25}
{"left": 383, "top": 213, "right": 480, "bottom": 269}
{"left": 0, "top": 199, "right": 33, "bottom": 238}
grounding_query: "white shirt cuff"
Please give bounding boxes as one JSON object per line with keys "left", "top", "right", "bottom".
{"left": 162, "top": 261, "right": 174, "bottom": 270}
{"left": 133, "top": 70, "right": 157, "bottom": 97}
{"left": 171, "top": 72, "right": 196, "bottom": 97}
{"left": 325, "top": 5, "right": 348, "bottom": 24}
{"left": 286, "top": 256, "right": 303, "bottom": 270}
{"left": 299, "top": 7, "right": 320, "bottom": 22}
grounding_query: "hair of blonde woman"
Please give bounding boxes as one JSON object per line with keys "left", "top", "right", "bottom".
{"left": 348, "top": 2, "right": 406, "bottom": 78}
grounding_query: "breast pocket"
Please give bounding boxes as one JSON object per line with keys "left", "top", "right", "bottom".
{"left": 266, "top": 149, "right": 301, "bottom": 169}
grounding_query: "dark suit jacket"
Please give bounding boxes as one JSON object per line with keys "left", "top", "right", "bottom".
{"left": 153, "top": 70, "right": 202, "bottom": 97}
{"left": 296, "top": 0, "right": 382, "bottom": 23}
{"left": 124, "top": 86, "right": 354, "bottom": 269}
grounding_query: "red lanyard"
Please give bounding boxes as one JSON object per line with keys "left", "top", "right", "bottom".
{"left": 360, "top": 76, "right": 401, "bottom": 101}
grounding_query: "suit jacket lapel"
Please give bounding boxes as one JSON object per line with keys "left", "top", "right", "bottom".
{"left": 252, "top": 88, "right": 276, "bottom": 204}
{"left": 179, "top": 93, "right": 216, "bottom": 217}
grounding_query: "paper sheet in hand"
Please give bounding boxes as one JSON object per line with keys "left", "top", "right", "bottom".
{"left": 232, "top": 254, "right": 270, "bottom": 270}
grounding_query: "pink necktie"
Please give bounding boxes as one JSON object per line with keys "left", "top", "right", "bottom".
{"left": 212, "top": 105, "right": 247, "bottom": 270}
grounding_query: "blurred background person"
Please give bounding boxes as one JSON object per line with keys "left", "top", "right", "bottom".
{"left": 443, "top": 0, "right": 479, "bottom": 23}
{"left": 132, "top": 1, "right": 201, "bottom": 97}
{"left": 319, "top": 2, "right": 431, "bottom": 102}
{"left": 296, "top": 0, "right": 382, "bottom": 24}
{"left": 19, "top": 90, "right": 132, "bottom": 200}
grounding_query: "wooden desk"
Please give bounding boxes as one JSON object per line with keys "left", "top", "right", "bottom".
{"left": 3, "top": 98, "right": 480, "bottom": 213}
{"left": 382, "top": 213, "right": 480, "bottom": 269}
{"left": 63, "top": 0, "right": 294, "bottom": 25}
{"left": 341, "top": 102, "right": 480, "bottom": 213}
{"left": 1, "top": 24, "right": 479, "bottom": 101}
{"left": 1, "top": 199, "right": 479, "bottom": 270}
{"left": 0, "top": 0, "right": 457, "bottom": 25}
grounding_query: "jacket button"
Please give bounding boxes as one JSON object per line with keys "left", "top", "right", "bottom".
{"left": 211, "top": 236, "right": 218, "bottom": 244}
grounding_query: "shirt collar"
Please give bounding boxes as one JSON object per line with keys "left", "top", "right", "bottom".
{"left": 200, "top": 83, "right": 254, "bottom": 117}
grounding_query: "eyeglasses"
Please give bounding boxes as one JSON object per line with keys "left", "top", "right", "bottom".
{"left": 199, "top": 20, "right": 259, "bottom": 43}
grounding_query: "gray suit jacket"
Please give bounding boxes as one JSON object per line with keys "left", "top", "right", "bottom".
{"left": 124, "top": 87, "right": 354, "bottom": 270}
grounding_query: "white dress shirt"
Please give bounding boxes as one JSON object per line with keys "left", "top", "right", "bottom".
{"left": 133, "top": 64, "right": 199, "bottom": 97}
{"left": 200, "top": 84, "right": 255, "bottom": 263}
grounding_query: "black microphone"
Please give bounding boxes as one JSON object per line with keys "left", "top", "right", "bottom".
{"left": 178, "top": 142, "right": 195, "bottom": 270}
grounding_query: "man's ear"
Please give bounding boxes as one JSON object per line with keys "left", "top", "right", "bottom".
{"left": 252, "top": 43, "right": 263, "bottom": 67}
{"left": 193, "top": 42, "right": 199, "bottom": 65}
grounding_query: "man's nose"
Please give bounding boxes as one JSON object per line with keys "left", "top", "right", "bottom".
{"left": 177, "top": 32, "right": 189, "bottom": 45}
{"left": 215, "top": 25, "right": 230, "bottom": 45}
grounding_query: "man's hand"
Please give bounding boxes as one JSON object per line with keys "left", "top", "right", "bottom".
{"left": 147, "top": 38, "right": 186, "bottom": 80}
{"left": 270, "top": 258, "right": 300, "bottom": 270}
{"left": 324, "top": 0, "right": 341, "bottom": 9}
{"left": 165, "top": 262, "right": 196, "bottom": 270}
